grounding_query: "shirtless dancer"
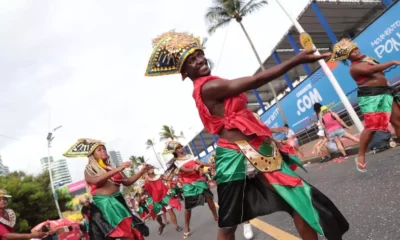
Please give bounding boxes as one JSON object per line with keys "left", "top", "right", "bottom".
{"left": 145, "top": 31, "right": 349, "bottom": 240}
{"left": 332, "top": 38, "right": 400, "bottom": 172}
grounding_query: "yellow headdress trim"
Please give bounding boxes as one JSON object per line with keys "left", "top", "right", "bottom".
{"left": 63, "top": 138, "right": 105, "bottom": 158}
{"left": 163, "top": 140, "right": 182, "bottom": 154}
{"left": 145, "top": 30, "right": 204, "bottom": 78}
{"left": 97, "top": 159, "right": 108, "bottom": 169}
{"left": 331, "top": 38, "right": 358, "bottom": 61}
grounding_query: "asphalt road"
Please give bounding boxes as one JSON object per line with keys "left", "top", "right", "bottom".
{"left": 144, "top": 148, "right": 400, "bottom": 240}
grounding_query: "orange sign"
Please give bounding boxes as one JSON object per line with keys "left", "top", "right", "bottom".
{"left": 299, "top": 32, "right": 314, "bottom": 51}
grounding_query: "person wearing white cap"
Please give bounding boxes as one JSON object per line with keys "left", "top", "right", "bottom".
{"left": 0, "top": 189, "right": 48, "bottom": 239}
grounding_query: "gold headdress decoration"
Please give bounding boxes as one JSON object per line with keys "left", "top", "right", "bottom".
{"left": 145, "top": 30, "right": 204, "bottom": 79}
{"left": 331, "top": 38, "right": 358, "bottom": 61}
{"left": 63, "top": 138, "right": 105, "bottom": 158}
{"left": 163, "top": 140, "right": 182, "bottom": 154}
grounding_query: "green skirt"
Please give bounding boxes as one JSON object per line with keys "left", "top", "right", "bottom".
{"left": 215, "top": 141, "right": 349, "bottom": 240}
{"left": 146, "top": 195, "right": 170, "bottom": 214}
{"left": 182, "top": 180, "right": 213, "bottom": 210}
{"left": 90, "top": 192, "right": 149, "bottom": 239}
{"left": 358, "top": 86, "right": 399, "bottom": 131}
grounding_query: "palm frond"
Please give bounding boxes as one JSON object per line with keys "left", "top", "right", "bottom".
{"left": 159, "top": 125, "right": 178, "bottom": 141}
{"left": 215, "top": 0, "right": 239, "bottom": 14}
{"left": 145, "top": 139, "right": 154, "bottom": 149}
{"left": 129, "top": 156, "right": 138, "bottom": 166}
{"left": 137, "top": 156, "right": 145, "bottom": 164}
{"left": 207, "top": 18, "right": 232, "bottom": 35}
{"left": 205, "top": 6, "right": 233, "bottom": 23}
{"left": 241, "top": 0, "right": 267, "bottom": 17}
{"left": 234, "top": 0, "right": 246, "bottom": 12}
{"left": 212, "top": 0, "right": 233, "bottom": 8}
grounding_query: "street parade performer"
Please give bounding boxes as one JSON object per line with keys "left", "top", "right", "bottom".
{"left": 136, "top": 192, "right": 150, "bottom": 221}
{"left": 0, "top": 190, "right": 48, "bottom": 240}
{"left": 164, "top": 140, "right": 218, "bottom": 239}
{"left": 63, "top": 138, "right": 149, "bottom": 240}
{"left": 145, "top": 31, "right": 349, "bottom": 240}
{"left": 331, "top": 38, "right": 400, "bottom": 172}
{"left": 168, "top": 176, "right": 184, "bottom": 201}
{"left": 143, "top": 166, "right": 183, "bottom": 235}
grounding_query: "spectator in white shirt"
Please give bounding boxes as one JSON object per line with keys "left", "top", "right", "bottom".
{"left": 284, "top": 124, "right": 304, "bottom": 158}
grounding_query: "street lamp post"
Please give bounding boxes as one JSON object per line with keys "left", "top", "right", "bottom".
{"left": 46, "top": 125, "right": 63, "bottom": 219}
{"left": 275, "top": 0, "right": 364, "bottom": 133}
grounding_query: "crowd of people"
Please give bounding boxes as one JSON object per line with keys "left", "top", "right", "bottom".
{"left": 1, "top": 32, "right": 399, "bottom": 240}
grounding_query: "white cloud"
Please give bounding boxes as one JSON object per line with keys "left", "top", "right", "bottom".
{"left": 0, "top": 0, "right": 309, "bottom": 182}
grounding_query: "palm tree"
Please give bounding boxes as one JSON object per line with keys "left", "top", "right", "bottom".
{"left": 129, "top": 154, "right": 145, "bottom": 168}
{"left": 146, "top": 139, "right": 166, "bottom": 171}
{"left": 128, "top": 155, "right": 139, "bottom": 176}
{"left": 129, "top": 155, "right": 138, "bottom": 167}
{"left": 137, "top": 156, "right": 145, "bottom": 164}
{"left": 159, "top": 125, "right": 182, "bottom": 141}
{"left": 129, "top": 155, "right": 146, "bottom": 176}
{"left": 205, "top": 0, "right": 287, "bottom": 124}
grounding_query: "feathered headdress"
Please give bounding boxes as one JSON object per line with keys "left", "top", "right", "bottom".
{"left": 145, "top": 30, "right": 204, "bottom": 79}
{"left": 331, "top": 38, "right": 358, "bottom": 61}
{"left": 63, "top": 138, "right": 105, "bottom": 158}
{"left": 163, "top": 140, "right": 182, "bottom": 154}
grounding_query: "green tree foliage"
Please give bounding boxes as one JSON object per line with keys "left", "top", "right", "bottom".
{"left": 0, "top": 171, "right": 72, "bottom": 232}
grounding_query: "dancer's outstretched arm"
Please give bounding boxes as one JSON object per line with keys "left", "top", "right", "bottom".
{"left": 270, "top": 127, "right": 287, "bottom": 133}
{"left": 85, "top": 161, "right": 130, "bottom": 186}
{"left": 201, "top": 50, "right": 331, "bottom": 101}
{"left": 180, "top": 165, "right": 201, "bottom": 173}
{"left": 124, "top": 164, "right": 151, "bottom": 186}
{"left": 350, "top": 60, "right": 400, "bottom": 77}
{"left": 3, "top": 232, "right": 48, "bottom": 239}
{"left": 195, "top": 160, "right": 214, "bottom": 168}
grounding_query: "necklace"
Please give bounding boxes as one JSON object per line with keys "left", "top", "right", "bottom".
{"left": 360, "top": 56, "right": 379, "bottom": 65}
{"left": 176, "top": 154, "right": 191, "bottom": 161}
{"left": 0, "top": 209, "right": 15, "bottom": 228}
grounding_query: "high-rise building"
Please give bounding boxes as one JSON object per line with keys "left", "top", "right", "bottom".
{"left": 40, "top": 157, "right": 72, "bottom": 188}
{"left": 40, "top": 156, "right": 54, "bottom": 171}
{"left": 0, "top": 155, "right": 10, "bottom": 177}
{"left": 108, "top": 151, "right": 123, "bottom": 166}
{"left": 3, "top": 166, "right": 9, "bottom": 175}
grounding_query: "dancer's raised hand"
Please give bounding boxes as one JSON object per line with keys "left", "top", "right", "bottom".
{"left": 118, "top": 161, "right": 132, "bottom": 170}
{"left": 294, "top": 49, "right": 331, "bottom": 64}
{"left": 141, "top": 164, "right": 152, "bottom": 172}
